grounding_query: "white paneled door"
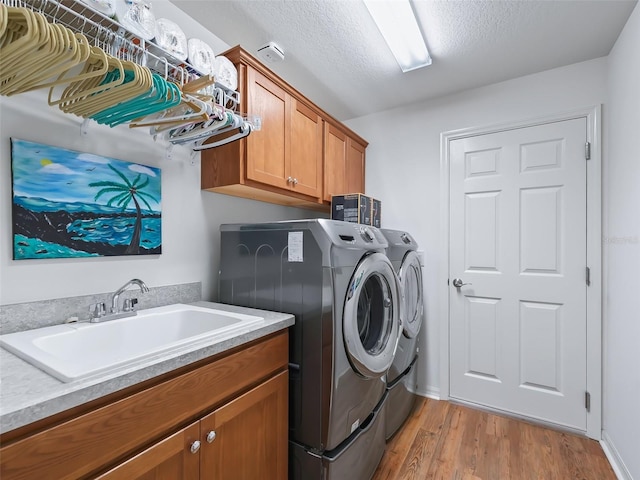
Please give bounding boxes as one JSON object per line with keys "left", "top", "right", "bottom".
{"left": 449, "top": 118, "right": 588, "bottom": 431}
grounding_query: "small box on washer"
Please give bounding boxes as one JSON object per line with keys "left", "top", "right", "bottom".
{"left": 371, "top": 198, "right": 381, "bottom": 228}
{"left": 331, "top": 194, "right": 372, "bottom": 225}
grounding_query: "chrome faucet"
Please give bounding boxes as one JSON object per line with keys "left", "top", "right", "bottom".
{"left": 89, "top": 279, "right": 150, "bottom": 323}
{"left": 110, "top": 278, "right": 150, "bottom": 314}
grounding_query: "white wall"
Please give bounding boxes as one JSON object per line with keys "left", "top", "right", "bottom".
{"left": 603, "top": 3, "right": 640, "bottom": 478}
{"left": 346, "top": 57, "right": 608, "bottom": 398}
{"left": 0, "top": 0, "right": 315, "bottom": 307}
{"left": 0, "top": 93, "right": 312, "bottom": 306}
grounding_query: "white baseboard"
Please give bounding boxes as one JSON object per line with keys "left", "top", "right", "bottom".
{"left": 601, "top": 431, "right": 634, "bottom": 480}
{"left": 410, "top": 384, "right": 440, "bottom": 400}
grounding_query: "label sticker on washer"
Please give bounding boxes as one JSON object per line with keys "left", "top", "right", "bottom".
{"left": 350, "top": 419, "right": 360, "bottom": 433}
{"left": 288, "top": 232, "right": 303, "bottom": 262}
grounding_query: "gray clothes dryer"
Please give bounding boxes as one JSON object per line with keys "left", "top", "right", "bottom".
{"left": 380, "top": 229, "right": 424, "bottom": 439}
{"left": 219, "top": 219, "right": 402, "bottom": 480}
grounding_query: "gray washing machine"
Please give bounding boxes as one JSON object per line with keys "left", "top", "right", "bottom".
{"left": 380, "top": 229, "right": 424, "bottom": 439}
{"left": 218, "top": 219, "right": 402, "bottom": 480}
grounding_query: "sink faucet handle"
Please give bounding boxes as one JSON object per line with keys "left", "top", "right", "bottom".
{"left": 90, "top": 302, "right": 106, "bottom": 319}
{"left": 123, "top": 298, "right": 138, "bottom": 312}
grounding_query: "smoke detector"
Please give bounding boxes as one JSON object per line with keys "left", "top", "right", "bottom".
{"left": 257, "top": 42, "right": 285, "bottom": 63}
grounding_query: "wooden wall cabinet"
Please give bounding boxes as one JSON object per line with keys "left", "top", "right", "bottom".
{"left": 201, "top": 46, "right": 367, "bottom": 211}
{"left": 245, "top": 67, "right": 323, "bottom": 199}
{"left": 323, "top": 122, "right": 366, "bottom": 203}
{"left": 0, "top": 332, "right": 289, "bottom": 480}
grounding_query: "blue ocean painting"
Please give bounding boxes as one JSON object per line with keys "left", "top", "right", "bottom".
{"left": 11, "top": 139, "right": 162, "bottom": 260}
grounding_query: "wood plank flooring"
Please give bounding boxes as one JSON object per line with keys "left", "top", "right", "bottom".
{"left": 372, "top": 397, "right": 615, "bottom": 480}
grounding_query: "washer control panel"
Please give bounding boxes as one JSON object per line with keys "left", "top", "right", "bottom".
{"left": 326, "top": 220, "right": 386, "bottom": 249}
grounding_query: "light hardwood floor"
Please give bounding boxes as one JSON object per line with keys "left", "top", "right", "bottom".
{"left": 373, "top": 397, "right": 615, "bottom": 480}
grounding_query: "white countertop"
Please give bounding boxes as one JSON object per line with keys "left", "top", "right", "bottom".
{"left": 0, "top": 301, "right": 294, "bottom": 433}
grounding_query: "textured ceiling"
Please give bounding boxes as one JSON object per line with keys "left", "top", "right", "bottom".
{"left": 172, "top": 0, "right": 637, "bottom": 121}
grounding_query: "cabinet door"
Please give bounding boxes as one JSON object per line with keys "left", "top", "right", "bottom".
{"left": 323, "top": 123, "right": 348, "bottom": 202}
{"left": 200, "top": 371, "right": 288, "bottom": 480}
{"left": 346, "top": 138, "right": 366, "bottom": 194}
{"left": 95, "top": 422, "right": 200, "bottom": 480}
{"left": 289, "top": 98, "right": 323, "bottom": 199}
{"left": 246, "top": 67, "right": 289, "bottom": 189}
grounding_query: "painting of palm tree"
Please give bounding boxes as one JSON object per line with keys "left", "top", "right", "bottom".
{"left": 11, "top": 139, "right": 161, "bottom": 260}
{"left": 89, "top": 164, "right": 159, "bottom": 254}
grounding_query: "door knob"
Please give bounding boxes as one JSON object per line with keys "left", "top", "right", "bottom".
{"left": 287, "top": 176, "right": 293, "bottom": 183}
{"left": 452, "top": 278, "right": 471, "bottom": 288}
{"left": 206, "top": 430, "right": 217, "bottom": 443}
{"left": 190, "top": 440, "right": 201, "bottom": 454}
{"left": 292, "top": 178, "right": 298, "bottom": 185}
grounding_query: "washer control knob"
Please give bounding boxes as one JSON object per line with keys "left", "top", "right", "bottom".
{"left": 360, "top": 227, "right": 374, "bottom": 242}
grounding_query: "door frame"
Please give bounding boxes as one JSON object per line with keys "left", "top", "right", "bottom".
{"left": 438, "top": 106, "right": 602, "bottom": 439}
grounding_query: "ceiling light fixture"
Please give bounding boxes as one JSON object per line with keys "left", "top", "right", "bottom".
{"left": 363, "top": 0, "right": 431, "bottom": 73}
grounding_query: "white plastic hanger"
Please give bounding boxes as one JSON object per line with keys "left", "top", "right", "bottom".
{"left": 191, "top": 121, "right": 253, "bottom": 151}
{"left": 168, "top": 110, "right": 240, "bottom": 145}
{"left": 128, "top": 93, "right": 211, "bottom": 129}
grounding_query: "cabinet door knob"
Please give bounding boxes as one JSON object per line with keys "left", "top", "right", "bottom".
{"left": 292, "top": 178, "right": 298, "bottom": 185}
{"left": 190, "top": 440, "right": 201, "bottom": 454}
{"left": 287, "top": 176, "right": 293, "bottom": 183}
{"left": 206, "top": 430, "right": 217, "bottom": 443}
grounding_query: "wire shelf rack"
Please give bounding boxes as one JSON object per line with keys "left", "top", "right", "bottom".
{"left": 1, "top": 0, "right": 241, "bottom": 110}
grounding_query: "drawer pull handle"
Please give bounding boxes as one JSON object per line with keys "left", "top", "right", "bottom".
{"left": 206, "top": 430, "right": 217, "bottom": 443}
{"left": 190, "top": 440, "right": 201, "bottom": 454}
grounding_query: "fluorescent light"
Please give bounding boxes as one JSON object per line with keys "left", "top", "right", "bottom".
{"left": 363, "top": 0, "right": 431, "bottom": 73}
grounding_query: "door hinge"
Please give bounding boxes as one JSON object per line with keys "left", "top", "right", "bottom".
{"left": 585, "top": 142, "right": 591, "bottom": 160}
{"left": 585, "top": 391, "right": 591, "bottom": 412}
{"left": 586, "top": 266, "right": 591, "bottom": 286}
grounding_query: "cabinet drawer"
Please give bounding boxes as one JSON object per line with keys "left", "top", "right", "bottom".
{"left": 0, "top": 332, "right": 288, "bottom": 480}
{"left": 94, "top": 422, "right": 201, "bottom": 480}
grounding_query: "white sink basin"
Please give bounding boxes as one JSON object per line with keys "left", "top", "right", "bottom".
{"left": 0, "top": 304, "right": 263, "bottom": 382}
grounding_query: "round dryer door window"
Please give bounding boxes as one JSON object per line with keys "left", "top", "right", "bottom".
{"left": 343, "top": 252, "right": 401, "bottom": 378}
{"left": 399, "top": 250, "right": 424, "bottom": 339}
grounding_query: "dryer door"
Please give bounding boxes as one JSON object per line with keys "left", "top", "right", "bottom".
{"left": 343, "top": 252, "right": 401, "bottom": 378}
{"left": 399, "top": 250, "right": 424, "bottom": 339}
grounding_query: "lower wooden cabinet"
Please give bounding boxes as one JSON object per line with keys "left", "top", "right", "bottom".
{"left": 96, "top": 371, "right": 288, "bottom": 480}
{"left": 200, "top": 370, "right": 288, "bottom": 480}
{"left": 95, "top": 422, "right": 201, "bottom": 480}
{"left": 0, "top": 332, "right": 289, "bottom": 480}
